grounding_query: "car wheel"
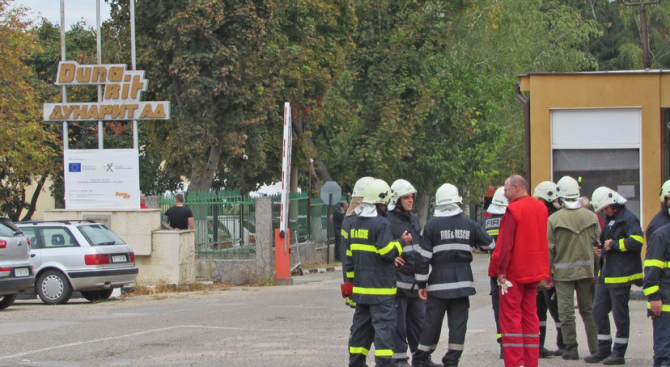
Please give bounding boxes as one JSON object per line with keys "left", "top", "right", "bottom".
{"left": 0, "top": 294, "right": 17, "bottom": 310}
{"left": 37, "top": 270, "right": 73, "bottom": 305}
{"left": 81, "top": 289, "right": 114, "bottom": 302}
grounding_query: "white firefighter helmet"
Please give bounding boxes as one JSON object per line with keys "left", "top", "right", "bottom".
{"left": 362, "top": 179, "right": 393, "bottom": 205}
{"left": 661, "top": 180, "right": 670, "bottom": 203}
{"left": 491, "top": 187, "right": 508, "bottom": 207}
{"left": 592, "top": 186, "right": 627, "bottom": 213}
{"left": 352, "top": 176, "right": 375, "bottom": 198}
{"left": 556, "top": 176, "right": 580, "bottom": 200}
{"left": 390, "top": 179, "right": 417, "bottom": 204}
{"left": 435, "top": 184, "right": 462, "bottom": 206}
{"left": 533, "top": 181, "right": 558, "bottom": 202}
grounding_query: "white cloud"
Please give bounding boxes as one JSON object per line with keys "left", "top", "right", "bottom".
{"left": 13, "top": 0, "right": 111, "bottom": 29}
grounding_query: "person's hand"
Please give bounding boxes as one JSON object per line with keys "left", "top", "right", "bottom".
{"left": 651, "top": 300, "right": 663, "bottom": 317}
{"left": 545, "top": 276, "right": 554, "bottom": 289}
{"left": 419, "top": 289, "right": 428, "bottom": 300}
{"left": 604, "top": 239, "right": 613, "bottom": 251}
{"left": 498, "top": 274, "right": 507, "bottom": 284}
{"left": 401, "top": 231, "right": 412, "bottom": 244}
{"left": 395, "top": 257, "right": 406, "bottom": 267}
{"left": 593, "top": 246, "right": 602, "bottom": 257}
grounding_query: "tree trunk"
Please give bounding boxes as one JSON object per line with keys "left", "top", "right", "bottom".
{"left": 292, "top": 119, "right": 332, "bottom": 190}
{"left": 21, "top": 175, "right": 48, "bottom": 222}
{"left": 189, "top": 144, "right": 221, "bottom": 191}
{"left": 416, "top": 190, "right": 431, "bottom": 229}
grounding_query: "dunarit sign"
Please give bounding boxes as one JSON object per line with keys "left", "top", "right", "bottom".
{"left": 43, "top": 61, "right": 170, "bottom": 122}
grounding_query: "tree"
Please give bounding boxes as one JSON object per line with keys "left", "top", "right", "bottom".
{"left": 0, "top": 1, "right": 57, "bottom": 220}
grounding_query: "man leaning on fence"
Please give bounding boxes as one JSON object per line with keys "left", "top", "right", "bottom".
{"left": 163, "top": 194, "right": 195, "bottom": 230}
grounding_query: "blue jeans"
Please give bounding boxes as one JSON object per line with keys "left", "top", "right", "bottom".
{"left": 654, "top": 316, "right": 670, "bottom": 367}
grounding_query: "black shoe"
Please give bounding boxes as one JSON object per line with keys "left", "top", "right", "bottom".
{"left": 412, "top": 360, "right": 442, "bottom": 367}
{"left": 602, "top": 355, "right": 625, "bottom": 365}
{"left": 393, "top": 360, "right": 411, "bottom": 367}
{"left": 554, "top": 348, "right": 566, "bottom": 356}
{"left": 562, "top": 347, "right": 579, "bottom": 360}
{"left": 584, "top": 351, "right": 612, "bottom": 363}
{"left": 539, "top": 347, "right": 553, "bottom": 359}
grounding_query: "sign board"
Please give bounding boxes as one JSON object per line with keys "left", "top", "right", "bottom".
{"left": 43, "top": 61, "right": 170, "bottom": 122}
{"left": 64, "top": 149, "right": 140, "bottom": 210}
{"left": 279, "top": 102, "right": 292, "bottom": 236}
{"left": 82, "top": 213, "right": 112, "bottom": 228}
{"left": 320, "top": 181, "right": 342, "bottom": 205}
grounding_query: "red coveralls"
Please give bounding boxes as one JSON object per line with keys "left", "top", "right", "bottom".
{"left": 489, "top": 196, "right": 549, "bottom": 367}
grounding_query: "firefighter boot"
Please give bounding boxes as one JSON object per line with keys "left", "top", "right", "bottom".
{"left": 412, "top": 359, "right": 443, "bottom": 367}
{"left": 602, "top": 355, "right": 625, "bottom": 365}
{"left": 393, "top": 360, "right": 411, "bottom": 367}
{"left": 539, "top": 347, "right": 553, "bottom": 359}
{"left": 562, "top": 345, "right": 579, "bottom": 360}
{"left": 584, "top": 351, "right": 612, "bottom": 363}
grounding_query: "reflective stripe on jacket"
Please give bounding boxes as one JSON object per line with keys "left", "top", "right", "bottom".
{"left": 386, "top": 210, "right": 422, "bottom": 298}
{"left": 599, "top": 205, "right": 644, "bottom": 287}
{"left": 417, "top": 214, "right": 494, "bottom": 299}
{"left": 346, "top": 215, "right": 403, "bottom": 304}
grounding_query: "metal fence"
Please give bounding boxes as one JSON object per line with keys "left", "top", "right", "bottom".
{"left": 162, "top": 190, "right": 345, "bottom": 260}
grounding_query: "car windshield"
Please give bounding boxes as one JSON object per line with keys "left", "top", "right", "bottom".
{"left": 79, "top": 224, "right": 126, "bottom": 246}
{"left": 0, "top": 218, "right": 21, "bottom": 237}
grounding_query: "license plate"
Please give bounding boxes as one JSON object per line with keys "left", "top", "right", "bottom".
{"left": 112, "top": 255, "right": 127, "bottom": 263}
{"left": 14, "top": 268, "right": 29, "bottom": 277}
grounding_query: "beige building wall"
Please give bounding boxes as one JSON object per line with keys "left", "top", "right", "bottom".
{"left": 23, "top": 176, "right": 56, "bottom": 220}
{"left": 519, "top": 71, "right": 670, "bottom": 228}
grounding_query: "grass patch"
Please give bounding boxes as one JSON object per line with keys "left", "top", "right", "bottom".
{"left": 122, "top": 281, "right": 230, "bottom": 298}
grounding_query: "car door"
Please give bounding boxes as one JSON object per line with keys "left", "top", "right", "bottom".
{"left": 38, "top": 227, "right": 83, "bottom": 272}
{"left": 19, "top": 227, "right": 42, "bottom": 269}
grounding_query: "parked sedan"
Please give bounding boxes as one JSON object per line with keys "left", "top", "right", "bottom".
{"left": 0, "top": 217, "right": 35, "bottom": 309}
{"left": 16, "top": 221, "right": 138, "bottom": 304}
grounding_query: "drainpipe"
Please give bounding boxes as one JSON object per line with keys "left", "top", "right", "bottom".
{"left": 514, "top": 82, "right": 531, "bottom": 185}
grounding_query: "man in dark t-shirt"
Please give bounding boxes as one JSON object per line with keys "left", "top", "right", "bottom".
{"left": 162, "top": 194, "right": 194, "bottom": 230}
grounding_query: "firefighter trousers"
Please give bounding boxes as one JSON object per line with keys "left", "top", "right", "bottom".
{"left": 653, "top": 316, "right": 670, "bottom": 367}
{"left": 500, "top": 280, "right": 541, "bottom": 367}
{"left": 490, "top": 277, "right": 501, "bottom": 343}
{"left": 393, "top": 293, "right": 426, "bottom": 362}
{"left": 593, "top": 283, "right": 630, "bottom": 357}
{"left": 555, "top": 278, "right": 598, "bottom": 354}
{"left": 349, "top": 299, "right": 396, "bottom": 367}
{"left": 414, "top": 296, "right": 469, "bottom": 366}
{"left": 537, "top": 288, "right": 565, "bottom": 351}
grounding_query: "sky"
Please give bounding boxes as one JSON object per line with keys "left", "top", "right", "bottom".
{"left": 13, "top": 0, "right": 112, "bottom": 29}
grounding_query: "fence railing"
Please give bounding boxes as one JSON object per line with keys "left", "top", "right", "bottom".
{"left": 162, "top": 190, "right": 345, "bottom": 260}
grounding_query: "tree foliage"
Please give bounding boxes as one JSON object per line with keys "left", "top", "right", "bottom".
{"left": 0, "top": 1, "right": 57, "bottom": 220}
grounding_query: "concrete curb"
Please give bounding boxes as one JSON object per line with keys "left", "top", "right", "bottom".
{"left": 301, "top": 266, "right": 342, "bottom": 275}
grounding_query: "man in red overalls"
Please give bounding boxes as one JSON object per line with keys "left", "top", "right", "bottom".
{"left": 489, "top": 175, "right": 550, "bottom": 367}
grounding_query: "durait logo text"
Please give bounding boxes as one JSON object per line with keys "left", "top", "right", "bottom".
{"left": 68, "top": 163, "right": 81, "bottom": 172}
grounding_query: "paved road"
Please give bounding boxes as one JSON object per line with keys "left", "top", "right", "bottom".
{"left": 0, "top": 254, "right": 653, "bottom": 366}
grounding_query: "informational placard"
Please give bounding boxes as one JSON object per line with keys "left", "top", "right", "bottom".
{"left": 64, "top": 149, "right": 140, "bottom": 209}
{"left": 83, "top": 213, "right": 112, "bottom": 228}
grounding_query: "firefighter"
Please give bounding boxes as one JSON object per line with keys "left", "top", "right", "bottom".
{"left": 548, "top": 176, "right": 600, "bottom": 361}
{"left": 644, "top": 180, "right": 670, "bottom": 367}
{"left": 646, "top": 180, "right": 670, "bottom": 240}
{"left": 483, "top": 187, "right": 507, "bottom": 359}
{"left": 413, "top": 183, "right": 495, "bottom": 367}
{"left": 532, "top": 181, "right": 566, "bottom": 358}
{"left": 584, "top": 187, "right": 644, "bottom": 365}
{"left": 386, "top": 179, "right": 425, "bottom": 367}
{"left": 341, "top": 176, "right": 375, "bottom": 309}
{"left": 344, "top": 179, "right": 411, "bottom": 367}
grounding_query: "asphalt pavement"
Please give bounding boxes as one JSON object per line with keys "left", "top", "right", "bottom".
{"left": 0, "top": 254, "right": 654, "bottom": 366}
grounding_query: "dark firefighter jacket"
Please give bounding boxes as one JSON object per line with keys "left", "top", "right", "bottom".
{"left": 646, "top": 206, "right": 670, "bottom": 241}
{"left": 644, "top": 222, "right": 670, "bottom": 317}
{"left": 344, "top": 215, "right": 404, "bottom": 304}
{"left": 599, "top": 205, "right": 644, "bottom": 288}
{"left": 484, "top": 214, "right": 503, "bottom": 242}
{"left": 341, "top": 214, "right": 358, "bottom": 308}
{"left": 417, "top": 214, "right": 494, "bottom": 299}
{"left": 386, "top": 210, "right": 422, "bottom": 297}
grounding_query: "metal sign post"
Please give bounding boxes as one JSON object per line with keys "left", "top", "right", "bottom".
{"left": 320, "top": 181, "right": 341, "bottom": 264}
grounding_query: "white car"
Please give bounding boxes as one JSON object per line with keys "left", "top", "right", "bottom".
{"left": 16, "top": 221, "right": 138, "bottom": 305}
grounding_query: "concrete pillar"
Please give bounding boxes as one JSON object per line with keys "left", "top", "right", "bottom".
{"left": 254, "top": 196, "right": 274, "bottom": 280}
